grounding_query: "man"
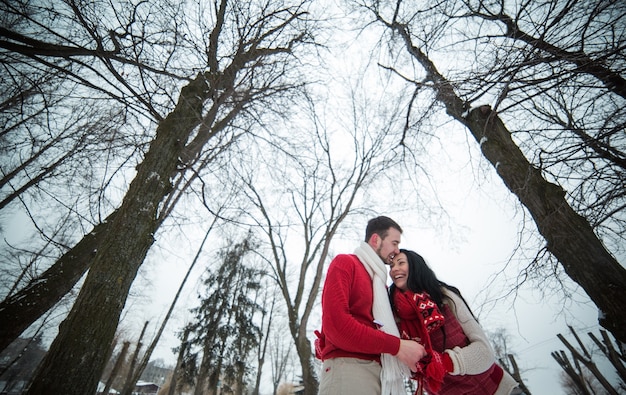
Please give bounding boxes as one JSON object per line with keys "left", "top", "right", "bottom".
{"left": 315, "top": 216, "right": 426, "bottom": 394}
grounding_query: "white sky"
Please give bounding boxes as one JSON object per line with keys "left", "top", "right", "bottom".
{"left": 3, "top": 2, "right": 622, "bottom": 394}
{"left": 130, "top": 5, "right": 622, "bottom": 392}
{"left": 134, "top": 118, "right": 619, "bottom": 395}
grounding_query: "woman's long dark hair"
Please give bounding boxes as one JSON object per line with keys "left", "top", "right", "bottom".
{"left": 389, "top": 249, "right": 474, "bottom": 319}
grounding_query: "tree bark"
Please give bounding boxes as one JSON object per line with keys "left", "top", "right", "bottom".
{"left": 465, "top": 105, "right": 626, "bottom": 343}
{"left": 387, "top": 19, "right": 626, "bottom": 344}
{"left": 25, "top": 73, "right": 209, "bottom": 395}
{"left": 0, "top": 218, "right": 111, "bottom": 352}
{"left": 167, "top": 328, "right": 190, "bottom": 395}
{"left": 103, "top": 341, "right": 130, "bottom": 395}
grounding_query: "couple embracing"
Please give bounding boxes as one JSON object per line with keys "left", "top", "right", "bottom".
{"left": 315, "top": 216, "right": 520, "bottom": 395}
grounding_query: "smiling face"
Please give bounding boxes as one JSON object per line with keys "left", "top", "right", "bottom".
{"left": 390, "top": 252, "right": 410, "bottom": 291}
{"left": 371, "top": 227, "right": 401, "bottom": 264}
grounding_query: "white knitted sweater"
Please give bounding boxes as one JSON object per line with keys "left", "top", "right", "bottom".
{"left": 442, "top": 289, "right": 519, "bottom": 395}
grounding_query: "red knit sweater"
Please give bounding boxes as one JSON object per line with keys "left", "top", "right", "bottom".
{"left": 317, "top": 254, "right": 400, "bottom": 362}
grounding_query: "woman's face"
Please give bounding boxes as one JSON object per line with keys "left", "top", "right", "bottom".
{"left": 390, "top": 252, "right": 409, "bottom": 291}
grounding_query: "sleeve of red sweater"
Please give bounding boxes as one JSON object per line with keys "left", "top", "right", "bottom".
{"left": 320, "top": 254, "right": 400, "bottom": 358}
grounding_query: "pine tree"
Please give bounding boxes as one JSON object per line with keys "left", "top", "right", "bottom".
{"left": 182, "top": 236, "right": 265, "bottom": 395}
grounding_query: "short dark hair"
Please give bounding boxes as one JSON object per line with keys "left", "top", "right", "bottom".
{"left": 365, "top": 216, "right": 402, "bottom": 242}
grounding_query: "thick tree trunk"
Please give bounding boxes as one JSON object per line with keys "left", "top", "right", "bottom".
{"left": 0, "top": 218, "right": 111, "bottom": 352}
{"left": 25, "top": 74, "right": 209, "bottom": 395}
{"left": 388, "top": 15, "right": 626, "bottom": 345}
{"left": 465, "top": 105, "right": 626, "bottom": 343}
{"left": 295, "top": 330, "right": 317, "bottom": 395}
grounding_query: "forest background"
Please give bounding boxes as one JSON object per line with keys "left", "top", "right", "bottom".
{"left": 1, "top": 0, "right": 625, "bottom": 394}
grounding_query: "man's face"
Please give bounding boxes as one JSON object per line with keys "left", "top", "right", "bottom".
{"left": 374, "top": 227, "right": 401, "bottom": 264}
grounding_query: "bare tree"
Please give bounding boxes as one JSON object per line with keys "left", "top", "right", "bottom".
{"left": 489, "top": 328, "right": 532, "bottom": 394}
{"left": 270, "top": 327, "right": 295, "bottom": 395}
{"left": 1, "top": 1, "right": 316, "bottom": 393}
{"left": 251, "top": 284, "right": 277, "bottom": 395}
{"left": 552, "top": 326, "right": 625, "bottom": 394}
{"left": 230, "top": 73, "right": 412, "bottom": 393}
{"left": 358, "top": 0, "right": 626, "bottom": 343}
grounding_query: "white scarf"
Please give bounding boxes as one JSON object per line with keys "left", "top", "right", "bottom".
{"left": 354, "top": 241, "right": 410, "bottom": 395}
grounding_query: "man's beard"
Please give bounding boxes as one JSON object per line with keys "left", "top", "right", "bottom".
{"left": 376, "top": 245, "right": 387, "bottom": 263}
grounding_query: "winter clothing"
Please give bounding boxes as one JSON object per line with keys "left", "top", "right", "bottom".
{"left": 393, "top": 288, "right": 519, "bottom": 395}
{"left": 318, "top": 357, "right": 382, "bottom": 394}
{"left": 316, "top": 243, "right": 408, "bottom": 395}
{"left": 354, "top": 242, "right": 411, "bottom": 394}
{"left": 393, "top": 289, "right": 447, "bottom": 393}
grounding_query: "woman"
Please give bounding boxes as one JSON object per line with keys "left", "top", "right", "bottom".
{"left": 389, "top": 249, "right": 519, "bottom": 395}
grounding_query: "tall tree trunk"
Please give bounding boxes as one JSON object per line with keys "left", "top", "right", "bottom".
{"left": 121, "top": 321, "right": 149, "bottom": 395}
{"left": 388, "top": 20, "right": 626, "bottom": 343}
{"left": 168, "top": 328, "right": 190, "bottom": 395}
{"left": 25, "top": 73, "right": 210, "bottom": 395}
{"left": 0, "top": 219, "right": 111, "bottom": 352}
{"left": 465, "top": 105, "right": 626, "bottom": 343}
{"left": 103, "top": 341, "right": 130, "bottom": 395}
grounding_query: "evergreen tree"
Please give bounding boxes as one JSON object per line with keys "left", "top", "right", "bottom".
{"left": 183, "top": 235, "right": 265, "bottom": 395}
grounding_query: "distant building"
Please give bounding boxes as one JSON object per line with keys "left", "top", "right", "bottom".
{"left": 133, "top": 380, "right": 160, "bottom": 394}
{"left": 140, "top": 360, "right": 171, "bottom": 387}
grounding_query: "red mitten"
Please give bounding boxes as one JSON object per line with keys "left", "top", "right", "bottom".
{"left": 423, "top": 351, "right": 447, "bottom": 393}
{"left": 442, "top": 352, "right": 453, "bottom": 373}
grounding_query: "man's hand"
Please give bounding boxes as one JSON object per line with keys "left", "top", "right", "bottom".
{"left": 395, "top": 339, "right": 427, "bottom": 372}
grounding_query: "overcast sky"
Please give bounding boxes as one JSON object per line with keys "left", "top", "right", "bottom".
{"left": 3, "top": 2, "right": 622, "bottom": 393}
{"left": 135, "top": 117, "right": 619, "bottom": 394}
{"left": 137, "top": 5, "right": 623, "bottom": 392}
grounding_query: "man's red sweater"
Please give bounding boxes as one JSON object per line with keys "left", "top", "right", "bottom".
{"left": 317, "top": 254, "right": 400, "bottom": 362}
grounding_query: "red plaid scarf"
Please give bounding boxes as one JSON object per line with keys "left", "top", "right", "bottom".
{"left": 393, "top": 290, "right": 447, "bottom": 393}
